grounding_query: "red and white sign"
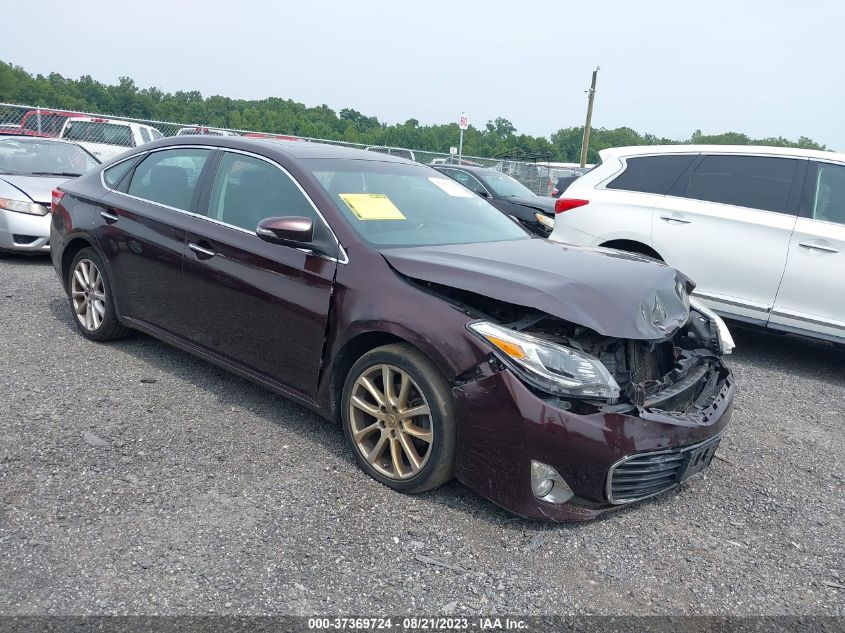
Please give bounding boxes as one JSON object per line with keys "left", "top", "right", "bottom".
{"left": 458, "top": 114, "right": 469, "bottom": 130}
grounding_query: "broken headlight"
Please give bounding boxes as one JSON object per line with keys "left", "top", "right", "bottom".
{"left": 468, "top": 320, "right": 621, "bottom": 401}
{"left": 689, "top": 297, "right": 735, "bottom": 355}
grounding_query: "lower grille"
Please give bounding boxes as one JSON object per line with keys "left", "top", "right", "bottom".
{"left": 606, "top": 436, "right": 721, "bottom": 504}
{"left": 12, "top": 234, "right": 38, "bottom": 245}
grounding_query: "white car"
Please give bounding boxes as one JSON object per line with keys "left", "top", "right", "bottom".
{"left": 548, "top": 144, "right": 845, "bottom": 345}
{"left": 59, "top": 117, "right": 163, "bottom": 161}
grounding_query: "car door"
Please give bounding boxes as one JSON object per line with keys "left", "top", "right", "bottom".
{"left": 182, "top": 149, "right": 338, "bottom": 397}
{"left": 93, "top": 147, "right": 215, "bottom": 336}
{"left": 770, "top": 159, "right": 845, "bottom": 341}
{"left": 652, "top": 153, "right": 805, "bottom": 323}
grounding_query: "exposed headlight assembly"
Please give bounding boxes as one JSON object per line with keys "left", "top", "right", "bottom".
{"left": 534, "top": 212, "right": 555, "bottom": 229}
{"left": 689, "top": 297, "right": 735, "bottom": 355}
{"left": 467, "top": 320, "right": 620, "bottom": 401}
{"left": 0, "top": 197, "right": 48, "bottom": 216}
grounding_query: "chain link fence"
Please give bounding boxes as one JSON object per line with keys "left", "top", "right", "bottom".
{"left": 0, "top": 102, "right": 565, "bottom": 195}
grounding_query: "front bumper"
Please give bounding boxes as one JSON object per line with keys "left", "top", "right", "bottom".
{"left": 452, "top": 358, "right": 734, "bottom": 521}
{"left": 0, "top": 208, "right": 50, "bottom": 252}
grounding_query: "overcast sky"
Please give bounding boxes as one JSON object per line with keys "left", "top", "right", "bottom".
{"left": 3, "top": 0, "right": 844, "bottom": 149}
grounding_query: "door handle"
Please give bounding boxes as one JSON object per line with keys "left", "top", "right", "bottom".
{"left": 188, "top": 242, "right": 215, "bottom": 259}
{"left": 659, "top": 215, "right": 692, "bottom": 225}
{"left": 798, "top": 242, "right": 839, "bottom": 254}
{"left": 100, "top": 210, "right": 118, "bottom": 223}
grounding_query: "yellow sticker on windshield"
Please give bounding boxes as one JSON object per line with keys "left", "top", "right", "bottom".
{"left": 338, "top": 193, "right": 406, "bottom": 220}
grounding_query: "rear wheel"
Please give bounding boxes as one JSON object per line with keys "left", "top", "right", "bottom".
{"left": 67, "top": 248, "right": 129, "bottom": 342}
{"left": 341, "top": 343, "right": 456, "bottom": 493}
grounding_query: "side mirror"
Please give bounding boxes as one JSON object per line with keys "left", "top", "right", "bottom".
{"left": 256, "top": 216, "right": 314, "bottom": 246}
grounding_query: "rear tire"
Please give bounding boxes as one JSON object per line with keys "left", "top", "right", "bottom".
{"left": 341, "top": 343, "right": 456, "bottom": 493}
{"left": 67, "top": 247, "right": 129, "bottom": 342}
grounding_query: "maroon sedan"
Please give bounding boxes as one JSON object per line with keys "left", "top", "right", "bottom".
{"left": 49, "top": 136, "right": 735, "bottom": 521}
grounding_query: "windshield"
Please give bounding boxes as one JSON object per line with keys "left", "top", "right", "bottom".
{"left": 0, "top": 138, "right": 99, "bottom": 175}
{"left": 62, "top": 121, "right": 134, "bottom": 147}
{"left": 307, "top": 159, "right": 529, "bottom": 248}
{"left": 480, "top": 172, "right": 536, "bottom": 198}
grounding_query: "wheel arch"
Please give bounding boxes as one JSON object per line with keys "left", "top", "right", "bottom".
{"left": 60, "top": 235, "right": 99, "bottom": 292}
{"left": 599, "top": 238, "right": 664, "bottom": 261}
{"left": 326, "top": 328, "right": 456, "bottom": 423}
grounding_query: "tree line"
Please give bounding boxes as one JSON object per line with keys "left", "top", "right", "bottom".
{"left": 0, "top": 61, "right": 828, "bottom": 163}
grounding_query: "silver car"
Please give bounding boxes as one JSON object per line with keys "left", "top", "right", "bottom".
{"left": 0, "top": 137, "right": 99, "bottom": 253}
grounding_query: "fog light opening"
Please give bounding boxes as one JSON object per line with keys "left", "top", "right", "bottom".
{"left": 530, "top": 460, "right": 574, "bottom": 504}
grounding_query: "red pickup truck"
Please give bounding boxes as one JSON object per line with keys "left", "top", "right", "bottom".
{"left": 1, "top": 109, "right": 86, "bottom": 138}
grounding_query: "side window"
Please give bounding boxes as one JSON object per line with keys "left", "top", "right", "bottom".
{"left": 127, "top": 148, "right": 211, "bottom": 211}
{"left": 811, "top": 162, "right": 845, "bottom": 225}
{"left": 606, "top": 155, "right": 697, "bottom": 194}
{"left": 150, "top": 128, "right": 164, "bottom": 140}
{"left": 207, "top": 152, "right": 319, "bottom": 232}
{"left": 681, "top": 155, "right": 799, "bottom": 213}
{"left": 103, "top": 156, "right": 141, "bottom": 189}
{"left": 465, "top": 174, "right": 487, "bottom": 194}
{"left": 138, "top": 127, "right": 151, "bottom": 144}
{"left": 443, "top": 169, "right": 483, "bottom": 193}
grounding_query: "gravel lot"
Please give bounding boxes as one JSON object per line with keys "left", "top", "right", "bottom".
{"left": 0, "top": 254, "right": 842, "bottom": 616}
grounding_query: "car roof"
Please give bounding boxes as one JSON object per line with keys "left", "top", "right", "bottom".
{"left": 65, "top": 116, "right": 133, "bottom": 126}
{"left": 435, "top": 165, "right": 498, "bottom": 175}
{"left": 0, "top": 135, "right": 87, "bottom": 147}
{"left": 140, "top": 136, "right": 421, "bottom": 164}
{"left": 600, "top": 144, "right": 843, "bottom": 162}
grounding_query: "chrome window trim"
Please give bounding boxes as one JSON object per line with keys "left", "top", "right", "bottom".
{"left": 100, "top": 144, "right": 348, "bottom": 264}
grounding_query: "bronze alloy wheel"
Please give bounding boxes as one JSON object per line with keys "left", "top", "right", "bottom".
{"left": 348, "top": 363, "right": 434, "bottom": 480}
{"left": 71, "top": 258, "right": 106, "bottom": 331}
{"left": 67, "top": 247, "right": 129, "bottom": 342}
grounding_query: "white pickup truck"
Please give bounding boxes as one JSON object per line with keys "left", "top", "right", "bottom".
{"left": 59, "top": 117, "right": 163, "bottom": 162}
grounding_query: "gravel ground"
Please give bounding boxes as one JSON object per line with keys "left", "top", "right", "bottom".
{"left": 0, "top": 254, "right": 842, "bottom": 616}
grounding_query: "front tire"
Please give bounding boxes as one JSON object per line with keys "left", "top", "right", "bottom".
{"left": 67, "top": 247, "right": 129, "bottom": 342}
{"left": 341, "top": 343, "right": 456, "bottom": 493}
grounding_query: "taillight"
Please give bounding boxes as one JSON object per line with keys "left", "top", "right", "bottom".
{"left": 554, "top": 198, "right": 589, "bottom": 214}
{"left": 51, "top": 189, "right": 65, "bottom": 213}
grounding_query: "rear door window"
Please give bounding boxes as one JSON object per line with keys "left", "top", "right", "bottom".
{"left": 680, "top": 154, "right": 800, "bottom": 213}
{"left": 442, "top": 169, "right": 483, "bottom": 193}
{"left": 138, "top": 127, "right": 151, "bottom": 144}
{"left": 606, "top": 154, "right": 697, "bottom": 194}
{"left": 126, "top": 148, "right": 212, "bottom": 211}
{"left": 810, "top": 162, "right": 845, "bottom": 225}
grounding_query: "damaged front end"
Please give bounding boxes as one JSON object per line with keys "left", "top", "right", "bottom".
{"left": 415, "top": 279, "right": 736, "bottom": 520}
{"left": 426, "top": 279, "right": 731, "bottom": 419}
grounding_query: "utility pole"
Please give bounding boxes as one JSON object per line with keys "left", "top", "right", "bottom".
{"left": 579, "top": 66, "right": 599, "bottom": 167}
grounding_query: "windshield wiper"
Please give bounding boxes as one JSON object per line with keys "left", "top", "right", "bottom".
{"left": 30, "top": 171, "right": 83, "bottom": 177}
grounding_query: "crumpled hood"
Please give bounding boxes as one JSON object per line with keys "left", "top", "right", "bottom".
{"left": 381, "top": 239, "right": 694, "bottom": 340}
{"left": 0, "top": 174, "right": 70, "bottom": 204}
{"left": 504, "top": 195, "right": 556, "bottom": 215}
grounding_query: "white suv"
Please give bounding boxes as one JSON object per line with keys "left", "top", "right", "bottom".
{"left": 548, "top": 145, "right": 845, "bottom": 345}
{"left": 59, "top": 117, "right": 163, "bottom": 161}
